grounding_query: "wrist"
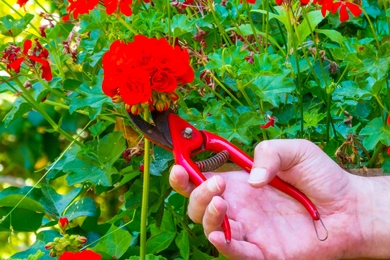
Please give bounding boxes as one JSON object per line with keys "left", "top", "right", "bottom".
{"left": 347, "top": 174, "right": 390, "bottom": 258}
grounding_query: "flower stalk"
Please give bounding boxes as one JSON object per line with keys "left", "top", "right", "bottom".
{"left": 140, "top": 108, "right": 151, "bottom": 260}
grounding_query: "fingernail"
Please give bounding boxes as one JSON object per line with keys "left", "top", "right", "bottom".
{"left": 248, "top": 167, "right": 268, "bottom": 185}
{"left": 207, "top": 176, "right": 220, "bottom": 192}
{"left": 208, "top": 200, "right": 218, "bottom": 214}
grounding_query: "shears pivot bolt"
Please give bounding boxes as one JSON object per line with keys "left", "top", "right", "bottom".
{"left": 183, "top": 127, "right": 193, "bottom": 139}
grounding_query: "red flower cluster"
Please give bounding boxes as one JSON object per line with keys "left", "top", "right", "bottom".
{"left": 102, "top": 36, "right": 194, "bottom": 114}
{"left": 314, "top": 0, "right": 362, "bottom": 22}
{"left": 2, "top": 39, "right": 52, "bottom": 81}
{"left": 62, "top": 0, "right": 141, "bottom": 21}
{"left": 58, "top": 250, "right": 102, "bottom": 260}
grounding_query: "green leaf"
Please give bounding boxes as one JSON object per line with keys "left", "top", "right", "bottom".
{"left": 3, "top": 97, "right": 32, "bottom": 127}
{"left": 0, "top": 14, "right": 34, "bottom": 37}
{"left": 146, "top": 229, "right": 176, "bottom": 254}
{"left": 360, "top": 117, "right": 390, "bottom": 150}
{"left": 128, "top": 255, "right": 167, "bottom": 260}
{"left": 191, "top": 247, "right": 213, "bottom": 260}
{"left": 0, "top": 206, "right": 44, "bottom": 232}
{"left": 169, "top": 14, "right": 195, "bottom": 38}
{"left": 315, "top": 29, "right": 345, "bottom": 44}
{"left": 40, "top": 184, "right": 82, "bottom": 217}
{"left": 382, "top": 160, "right": 390, "bottom": 174}
{"left": 92, "top": 225, "right": 132, "bottom": 259}
{"left": 11, "top": 230, "right": 60, "bottom": 259}
{"left": 63, "top": 197, "right": 97, "bottom": 221}
{"left": 69, "top": 74, "right": 112, "bottom": 119}
{"left": 97, "top": 131, "right": 126, "bottom": 164}
{"left": 64, "top": 155, "right": 112, "bottom": 186}
{"left": 63, "top": 78, "right": 83, "bottom": 91}
{"left": 175, "top": 230, "right": 190, "bottom": 260}
{"left": 89, "top": 121, "right": 114, "bottom": 137}
{"left": 251, "top": 74, "right": 296, "bottom": 106}
{"left": 297, "top": 10, "right": 324, "bottom": 41}
{"left": 149, "top": 146, "right": 174, "bottom": 176}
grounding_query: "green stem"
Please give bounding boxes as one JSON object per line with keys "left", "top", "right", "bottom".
{"left": 116, "top": 15, "right": 138, "bottom": 35}
{"left": 386, "top": 76, "right": 390, "bottom": 117}
{"left": 13, "top": 77, "right": 83, "bottom": 146}
{"left": 246, "top": 3, "right": 263, "bottom": 53}
{"left": 238, "top": 81, "right": 256, "bottom": 111}
{"left": 207, "top": 0, "right": 233, "bottom": 46}
{"left": 140, "top": 109, "right": 151, "bottom": 260}
{"left": 174, "top": 89, "right": 189, "bottom": 113}
{"left": 212, "top": 75, "right": 244, "bottom": 106}
{"left": 44, "top": 100, "right": 116, "bottom": 122}
{"left": 286, "top": 10, "right": 303, "bottom": 136}
{"left": 195, "top": 78, "right": 239, "bottom": 114}
{"left": 264, "top": 0, "right": 269, "bottom": 52}
{"left": 326, "top": 93, "right": 331, "bottom": 142}
{"left": 374, "top": 94, "right": 390, "bottom": 115}
{"left": 368, "top": 143, "right": 384, "bottom": 168}
{"left": 361, "top": 7, "right": 380, "bottom": 49}
{"left": 234, "top": 23, "right": 257, "bottom": 53}
{"left": 167, "top": 0, "right": 171, "bottom": 44}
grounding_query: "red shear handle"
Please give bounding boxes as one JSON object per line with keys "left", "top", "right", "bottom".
{"left": 168, "top": 114, "right": 232, "bottom": 242}
{"left": 201, "top": 131, "right": 320, "bottom": 221}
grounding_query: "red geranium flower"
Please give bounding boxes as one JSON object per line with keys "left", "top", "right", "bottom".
{"left": 332, "top": 0, "right": 362, "bottom": 22}
{"left": 58, "top": 250, "right": 102, "bottom": 260}
{"left": 102, "top": 36, "right": 194, "bottom": 113}
{"left": 62, "top": 0, "right": 99, "bottom": 21}
{"left": 8, "top": 39, "right": 53, "bottom": 81}
{"left": 17, "top": 0, "right": 29, "bottom": 8}
{"left": 260, "top": 115, "right": 275, "bottom": 129}
{"left": 104, "top": 0, "right": 133, "bottom": 16}
{"left": 314, "top": 0, "right": 334, "bottom": 17}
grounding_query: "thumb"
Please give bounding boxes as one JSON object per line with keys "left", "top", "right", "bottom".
{"left": 248, "top": 139, "right": 310, "bottom": 188}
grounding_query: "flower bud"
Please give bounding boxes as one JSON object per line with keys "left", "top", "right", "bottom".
{"left": 155, "top": 100, "right": 165, "bottom": 112}
{"left": 112, "top": 94, "right": 123, "bottom": 103}
{"left": 168, "top": 92, "right": 179, "bottom": 101}
{"left": 78, "top": 236, "right": 87, "bottom": 244}
{"left": 45, "top": 242, "right": 53, "bottom": 250}
{"left": 58, "top": 217, "right": 69, "bottom": 231}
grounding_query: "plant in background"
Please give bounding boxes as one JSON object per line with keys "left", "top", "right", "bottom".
{"left": 0, "top": 0, "right": 389, "bottom": 259}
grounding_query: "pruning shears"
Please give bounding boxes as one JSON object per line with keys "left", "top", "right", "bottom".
{"left": 128, "top": 109, "right": 328, "bottom": 242}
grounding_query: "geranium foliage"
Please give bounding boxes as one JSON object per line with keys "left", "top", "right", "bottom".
{"left": 0, "top": 0, "right": 389, "bottom": 259}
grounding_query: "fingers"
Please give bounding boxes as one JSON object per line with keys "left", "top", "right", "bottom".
{"left": 188, "top": 175, "right": 225, "bottom": 223}
{"left": 169, "top": 165, "right": 196, "bottom": 197}
{"left": 249, "top": 139, "right": 313, "bottom": 188}
{"left": 208, "top": 232, "right": 264, "bottom": 260}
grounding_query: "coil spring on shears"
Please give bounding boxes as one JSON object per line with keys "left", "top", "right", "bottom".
{"left": 195, "top": 150, "right": 230, "bottom": 172}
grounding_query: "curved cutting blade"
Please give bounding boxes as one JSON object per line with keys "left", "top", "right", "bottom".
{"left": 127, "top": 110, "right": 173, "bottom": 151}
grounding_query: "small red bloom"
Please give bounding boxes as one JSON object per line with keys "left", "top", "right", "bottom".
{"left": 387, "top": 116, "right": 390, "bottom": 126}
{"left": 332, "top": 0, "right": 362, "bottom": 22}
{"left": 7, "top": 39, "right": 52, "bottom": 81}
{"left": 58, "top": 250, "right": 102, "bottom": 260}
{"left": 104, "top": 0, "right": 133, "bottom": 16}
{"left": 240, "top": 0, "right": 256, "bottom": 3}
{"left": 314, "top": 0, "right": 334, "bottom": 17}
{"left": 58, "top": 217, "right": 69, "bottom": 230}
{"left": 260, "top": 115, "right": 275, "bottom": 129}
{"left": 62, "top": 0, "right": 99, "bottom": 21}
{"left": 17, "top": 0, "right": 29, "bottom": 8}
{"left": 300, "top": 0, "right": 311, "bottom": 5}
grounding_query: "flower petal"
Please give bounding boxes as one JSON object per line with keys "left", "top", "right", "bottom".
{"left": 346, "top": 2, "right": 362, "bottom": 17}
{"left": 339, "top": 4, "right": 350, "bottom": 22}
{"left": 9, "top": 57, "right": 25, "bottom": 72}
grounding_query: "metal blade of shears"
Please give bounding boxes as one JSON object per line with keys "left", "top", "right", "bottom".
{"left": 127, "top": 110, "right": 173, "bottom": 151}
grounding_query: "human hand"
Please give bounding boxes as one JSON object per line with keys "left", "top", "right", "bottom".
{"left": 169, "top": 139, "right": 377, "bottom": 260}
